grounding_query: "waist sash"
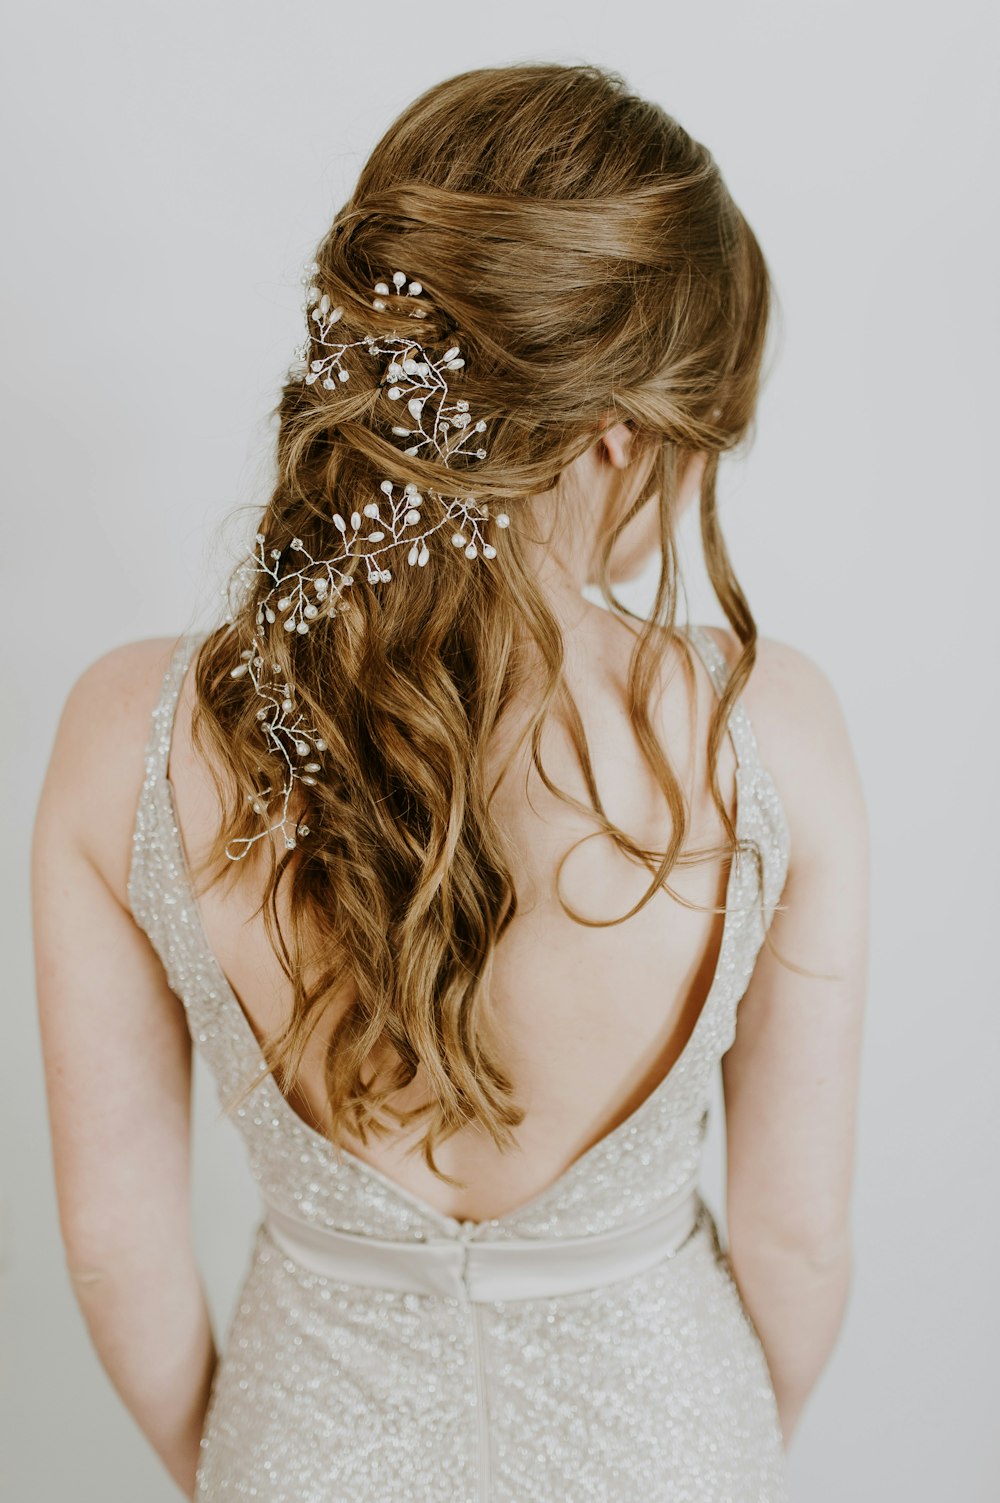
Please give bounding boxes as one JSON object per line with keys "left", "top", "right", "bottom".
{"left": 261, "top": 1184, "right": 703, "bottom": 1303}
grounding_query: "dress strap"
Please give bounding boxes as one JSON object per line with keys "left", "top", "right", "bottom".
{"left": 141, "top": 631, "right": 207, "bottom": 786}
{"left": 128, "top": 630, "right": 208, "bottom": 933}
{"left": 682, "top": 624, "right": 762, "bottom": 776}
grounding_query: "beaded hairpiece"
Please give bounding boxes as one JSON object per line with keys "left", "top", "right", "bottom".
{"left": 224, "top": 266, "right": 510, "bottom": 862}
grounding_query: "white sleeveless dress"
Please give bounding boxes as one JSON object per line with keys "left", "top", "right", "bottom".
{"left": 128, "top": 624, "right": 792, "bottom": 1502}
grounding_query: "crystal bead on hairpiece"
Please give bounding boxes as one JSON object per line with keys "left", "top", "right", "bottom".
{"left": 224, "top": 269, "right": 509, "bottom": 862}
{"left": 292, "top": 265, "right": 489, "bottom": 465}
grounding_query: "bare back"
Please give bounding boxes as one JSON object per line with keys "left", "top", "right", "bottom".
{"left": 163, "top": 605, "right": 747, "bottom": 1222}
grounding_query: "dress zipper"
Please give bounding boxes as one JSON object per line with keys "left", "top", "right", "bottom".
{"left": 458, "top": 1225, "right": 491, "bottom": 1502}
{"left": 469, "top": 1300, "right": 491, "bottom": 1502}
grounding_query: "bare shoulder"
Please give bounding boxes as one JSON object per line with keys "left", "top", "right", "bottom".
{"left": 34, "top": 636, "right": 184, "bottom": 905}
{"left": 699, "top": 625, "right": 869, "bottom": 871}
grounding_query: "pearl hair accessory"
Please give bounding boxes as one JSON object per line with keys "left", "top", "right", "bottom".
{"left": 224, "top": 267, "right": 510, "bottom": 862}
{"left": 293, "top": 265, "right": 490, "bottom": 466}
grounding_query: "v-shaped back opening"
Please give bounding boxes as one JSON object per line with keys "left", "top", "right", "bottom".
{"left": 135, "top": 623, "right": 765, "bottom": 1232}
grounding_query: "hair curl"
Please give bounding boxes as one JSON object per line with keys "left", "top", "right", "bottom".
{"left": 189, "top": 62, "right": 781, "bottom": 1187}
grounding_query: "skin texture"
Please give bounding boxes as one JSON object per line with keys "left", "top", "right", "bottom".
{"left": 32, "top": 426, "right": 868, "bottom": 1487}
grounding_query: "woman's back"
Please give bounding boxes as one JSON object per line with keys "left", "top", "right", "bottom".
{"left": 119, "top": 612, "right": 797, "bottom": 1500}
{"left": 164, "top": 605, "right": 769, "bottom": 1225}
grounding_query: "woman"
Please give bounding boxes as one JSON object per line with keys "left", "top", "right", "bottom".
{"left": 32, "top": 62, "right": 868, "bottom": 1502}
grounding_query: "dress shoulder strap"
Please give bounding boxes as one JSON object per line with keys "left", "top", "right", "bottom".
{"left": 128, "top": 629, "right": 211, "bottom": 932}
{"left": 141, "top": 630, "right": 207, "bottom": 785}
{"left": 682, "top": 623, "right": 763, "bottom": 776}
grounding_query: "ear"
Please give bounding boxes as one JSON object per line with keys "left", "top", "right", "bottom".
{"left": 598, "top": 420, "right": 635, "bottom": 471}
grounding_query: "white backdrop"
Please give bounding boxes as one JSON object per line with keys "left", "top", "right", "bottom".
{"left": 3, "top": 2, "right": 998, "bottom": 1498}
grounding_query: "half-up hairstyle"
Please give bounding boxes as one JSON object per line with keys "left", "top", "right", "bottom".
{"left": 189, "top": 62, "right": 777, "bottom": 1187}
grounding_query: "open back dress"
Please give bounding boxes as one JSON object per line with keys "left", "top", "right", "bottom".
{"left": 127, "top": 623, "right": 792, "bottom": 1502}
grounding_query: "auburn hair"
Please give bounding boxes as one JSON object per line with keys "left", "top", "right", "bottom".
{"left": 188, "top": 62, "right": 780, "bottom": 1187}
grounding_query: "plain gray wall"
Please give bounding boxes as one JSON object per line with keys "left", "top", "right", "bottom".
{"left": 3, "top": 1, "right": 998, "bottom": 1497}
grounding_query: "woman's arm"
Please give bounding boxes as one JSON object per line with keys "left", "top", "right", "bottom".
{"left": 715, "top": 631, "right": 870, "bottom": 1448}
{"left": 31, "top": 643, "right": 217, "bottom": 1500}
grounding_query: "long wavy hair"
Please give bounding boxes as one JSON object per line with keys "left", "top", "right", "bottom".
{"left": 189, "top": 62, "right": 781, "bottom": 1187}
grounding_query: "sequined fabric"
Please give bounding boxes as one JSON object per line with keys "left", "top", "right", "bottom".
{"left": 127, "top": 625, "right": 792, "bottom": 1502}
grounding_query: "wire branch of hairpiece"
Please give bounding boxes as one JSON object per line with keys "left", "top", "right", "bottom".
{"left": 223, "top": 264, "right": 510, "bottom": 862}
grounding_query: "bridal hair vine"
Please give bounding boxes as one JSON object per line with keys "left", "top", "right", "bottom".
{"left": 224, "top": 266, "right": 510, "bottom": 863}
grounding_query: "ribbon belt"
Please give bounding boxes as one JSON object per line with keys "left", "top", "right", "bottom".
{"left": 261, "top": 1183, "right": 703, "bottom": 1302}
